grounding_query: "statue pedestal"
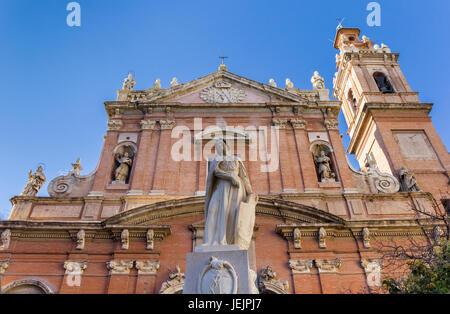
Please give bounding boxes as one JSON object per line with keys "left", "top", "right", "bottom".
{"left": 183, "top": 248, "right": 258, "bottom": 294}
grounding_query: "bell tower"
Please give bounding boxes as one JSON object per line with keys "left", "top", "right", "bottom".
{"left": 332, "top": 27, "right": 450, "bottom": 196}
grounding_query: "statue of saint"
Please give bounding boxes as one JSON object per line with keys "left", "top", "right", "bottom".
{"left": 311, "top": 71, "right": 325, "bottom": 90}
{"left": 21, "top": 166, "right": 46, "bottom": 196}
{"left": 399, "top": 166, "right": 420, "bottom": 192}
{"left": 122, "top": 74, "right": 136, "bottom": 91}
{"left": 202, "top": 139, "right": 257, "bottom": 249}
{"left": 315, "top": 151, "right": 335, "bottom": 182}
{"left": 114, "top": 152, "right": 133, "bottom": 183}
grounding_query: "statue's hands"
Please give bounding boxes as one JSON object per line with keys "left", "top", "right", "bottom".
{"left": 231, "top": 176, "right": 240, "bottom": 187}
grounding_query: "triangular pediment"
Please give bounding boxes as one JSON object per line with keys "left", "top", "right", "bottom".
{"left": 141, "top": 71, "right": 310, "bottom": 104}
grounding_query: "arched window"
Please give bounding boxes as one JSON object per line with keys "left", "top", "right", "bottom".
{"left": 373, "top": 72, "right": 395, "bottom": 94}
{"left": 2, "top": 279, "right": 53, "bottom": 294}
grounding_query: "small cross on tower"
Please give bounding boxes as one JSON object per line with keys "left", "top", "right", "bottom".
{"left": 218, "top": 55, "right": 229, "bottom": 71}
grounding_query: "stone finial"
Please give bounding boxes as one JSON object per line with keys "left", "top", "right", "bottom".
{"left": 293, "top": 228, "right": 302, "bottom": 249}
{"left": 21, "top": 166, "right": 46, "bottom": 197}
{"left": 154, "top": 79, "right": 161, "bottom": 89}
{"left": 362, "top": 35, "right": 370, "bottom": 43}
{"left": 289, "top": 259, "right": 313, "bottom": 274}
{"left": 381, "top": 43, "right": 391, "bottom": 53}
{"left": 108, "top": 120, "right": 123, "bottom": 131}
{"left": 1, "top": 229, "right": 11, "bottom": 250}
{"left": 160, "top": 266, "right": 185, "bottom": 294}
{"left": 106, "top": 260, "right": 133, "bottom": 275}
{"left": 285, "top": 78, "right": 294, "bottom": 89}
{"left": 71, "top": 158, "right": 83, "bottom": 176}
{"left": 311, "top": 71, "right": 325, "bottom": 90}
{"left": 147, "top": 229, "right": 154, "bottom": 250}
{"left": 122, "top": 73, "right": 136, "bottom": 91}
{"left": 135, "top": 260, "right": 160, "bottom": 275}
{"left": 170, "top": 77, "right": 179, "bottom": 87}
{"left": 362, "top": 227, "right": 371, "bottom": 248}
{"left": 76, "top": 230, "right": 85, "bottom": 250}
{"left": 258, "top": 266, "right": 289, "bottom": 294}
{"left": 218, "top": 64, "right": 228, "bottom": 71}
{"left": 0, "top": 260, "right": 9, "bottom": 274}
{"left": 121, "top": 229, "right": 129, "bottom": 250}
{"left": 319, "top": 227, "right": 327, "bottom": 248}
{"left": 315, "top": 258, "right": 342, "bottom": 273}
{"left": 269, "top": 79, "right": 277, "bottom": 87}
{"left": 64, "top": 261, "right": 88, "bottom": 275}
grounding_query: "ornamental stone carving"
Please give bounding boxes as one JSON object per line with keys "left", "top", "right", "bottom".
{"left": 258, "top": 266, "right": 289, "bottom": 294}
{"left": 70, "top": 158, "right": 83, "bottom": 176}
{"left": 289, "top": 259, "right": 313, "bottom": 274}
{"left": 64, "top": 261, "right": 87, "bottom": 275}
{"left": 432, "top": 226, "right": 444, "bottom": 243}
{"left": 285, "top": 78, "right": 294, "bottom": 89}
{"left": 21, "top": 166, "right": 46, "bottom": 197}
{"left": 146, "top": 229, "right": 154, "bottom": 250}
{"left": 135, "top": 260, "right": 160, "bottom": 275}
{"left": 76, "top": 230, "right": 85, "bottom": 250}
{"left": 319, "top": 227, "right": 327, "bottom": 248}
{"left": 1, "top": 229, "right": 11, "bottom": 250}
{"left": 324, "top": 119, "right": 339, "bottom": 131}
{"left": 154, "top": 78, "right": 161, "bottom": 89}
{"left": 364, "top": 154, "right": 400, "bottom": 194}
{"left": 121, "top": 229, "right": 129, "bottom": 250}
{"left": 293, "top": 228, "right": 302, "bottom": 249}
{"left": 170, "top": 77, "right": 179, "bottom": 87}
{"left": 159, "top": 119, "right": 176, "bottom": 130}
{"left": 399, "top": 166, "right": 421, "bottom": 192}
{"left": 197, "top": 256, "right": 238, "bottom": 294}
{"left": 315, "top": 151, "right": 336, "bottom": 183}
{"left": 272, "top": 119, "right": 288, "bottom": 129}
{"left": 160, "top": 266, "right": 185, "bottom": 294}
{"left": 311, "top": 71, "right": 325, "bottom": 90}
{"left": 362, "top": 227, "right": 371, "bottom": 248}
{"left": 122, "top": 73, "right": 136, "bottom": 91}
{"left": 108, "top": 120, "right": 123, "bottom": 131}
{"left": 315, "top": 258, "right": 342, "bottom": 273}
{"left": 290, "top": 119, "right": 307, "bottom": 130}
{"left": 361, "top": 259, "right": 382, "bottom": 287}
{"left": 200, "top": 81, "right": 245, "bottom": 104}
{"left": 106, "top": 260, "right": 133, "bottom": 275}
{"left": 269, "top": 79, "right": 277, "bottom": 87}
{"left": 0, "top": 260, "right": 9, "bottom": 274}
{"left": 140, "top": 120, "right": 157, "bottom": 130}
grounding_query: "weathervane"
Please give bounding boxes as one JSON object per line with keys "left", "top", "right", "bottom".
{"left": 336, "top": 18, "right": 345, "bottom": 30}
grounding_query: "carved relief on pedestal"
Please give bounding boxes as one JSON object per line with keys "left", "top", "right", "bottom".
{"left": 315, "top": 258, "right": 342, "bottom": 273}
{"left": 135, "top": 260, "right": 160, "bottom": 275}
{"left": 64, "top": 261, "right": 87, "bottom": 276}
{"left": 361, "top": 259, "right": 382, "bottom": 287}
{"left": 106, "top": 260, "right": 134, "bottom": 275}
{"left": 289, "top": 259, "right": 313, "bottom": 274}
{"left": 200, "top": 81, "right": 245, "bottom": 104}
{"left": 1, "top": 229, "right": 11, "bottom": 250}
{"left": 258, "top": 266, "right": 289, "bottom": 294}
{"left": 197, "top": 257, "right": 238, "bottom": 294}
{"left": 160, "top": 266, "right": 185, "bottom": 294}
{"left": 0, "top": 260, "right": 9, "bottom": 274}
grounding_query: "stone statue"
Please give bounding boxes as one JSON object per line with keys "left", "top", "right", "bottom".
{"left": 21, "top": 166, "right": 46, "bottom": 196}
{"left": 71, "top": 158, "right": 83, "bottom": 176}
{"left": 269, "top": 79, "right": 277, "bottom": 87}
{"left": 154, "top": 78, "right": 161, "bottom": 89}
{"left": 315, "top": 151, "right": 335, "bottom": 182}
{"left": 122, "top": 73, "right": 136, "bottom": 91}
{"left": 202, "top": 139, "right": 257, "bottom": 250}
{"left": 170, "top": 77, "right": 179, "bottom": 87}
{"left": 311, "top": 71, "right": 325, "bottom": 90}
{"left": 114, "top": 152, "right": 133, "bottom": 183}
{"left": 399, "top": 166, "right": 420, "bottom": 192}
{"left": 285, "top": 79, "right": 294, "bottom": 89}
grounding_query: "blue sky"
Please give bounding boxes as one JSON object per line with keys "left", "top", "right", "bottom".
{"left": 0, "top": 0, "right": 449, "bottom": 219}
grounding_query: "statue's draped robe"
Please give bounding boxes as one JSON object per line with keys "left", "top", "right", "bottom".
{"left": 203, "top": 157, "right": 252, "bottom": 247}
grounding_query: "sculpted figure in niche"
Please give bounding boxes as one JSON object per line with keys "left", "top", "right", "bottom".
{"left": 202, "top": 139, "right": 257, "bottom": 249}
{"left": 21, "top": 166, "right": 46, "bottom": 196}
{"left": 315, "top": 150, "right": 336, "bottom": 182}
{"left": 113, "top": 146, "right": 135, "bottom": 184}
{"left": 399, "top": 166, "right": 420, "bottom": 192}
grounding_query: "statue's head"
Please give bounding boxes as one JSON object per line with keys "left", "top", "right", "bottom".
{"left": 314, "top": 71, "right": 319, "bottom": 76}
{"left": 215, "top": 139, "right": 229, "bottom": 157}
{"left": 124, "top": 152, "right": 129, "bottom": 157}
{"left": 320, "top": 150, "right": 326, "bottom": 157}
{"left": 37, "top": 166, "right": 43, "bottom": 172}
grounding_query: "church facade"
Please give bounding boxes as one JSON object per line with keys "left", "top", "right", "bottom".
{"left": 0, "top": 27, "right": 449, "bottom": 294}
